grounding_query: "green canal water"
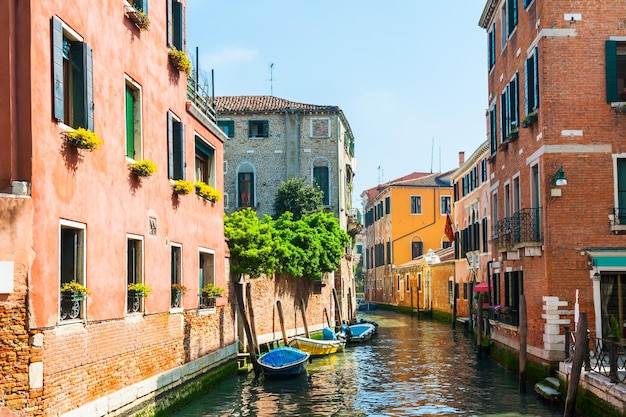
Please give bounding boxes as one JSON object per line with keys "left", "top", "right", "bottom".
{"left": 170, "top": 310, "right": 564, "bottom": 416}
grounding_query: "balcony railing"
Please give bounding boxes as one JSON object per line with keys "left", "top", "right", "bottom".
{"left": 565, "top": 327, "right": 626, "bottom": 384}
{"left": 609, "top": 207, "right": 626, "bottom": 233}
{"left": 187, "top": 76, "right": 216, "bottom": 124}
{"left": 491, "top": 208, "right": 542, "bottom": 251}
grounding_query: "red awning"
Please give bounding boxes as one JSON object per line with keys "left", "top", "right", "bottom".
{"left": 474, "top": 282, "right": 490, "bottom": 292}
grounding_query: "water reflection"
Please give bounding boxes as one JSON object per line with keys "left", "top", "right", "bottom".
{"left": 171, "top": 311, "right": 564, "bottom": 417}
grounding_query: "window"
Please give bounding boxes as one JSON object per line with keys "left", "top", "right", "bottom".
{"left": 488, "top": 23, "right": 496, "bottom": 71}
{"left": 198, "top": 249, "right": 216, "bottom": 309}
{"left": 440, "top": 196, "right": 451, "bottom": 215}
{"left": 617, "top": 159, "right": 626, "bottom": 223}
{"left": 356, "top": 244, "right": 362, "bottom": 254}
{"left": 481, "top": 158, "right": 488, "bottom": 182}
{"left": 248, "top": 120, "right": 269, "bottom": 138}
{"left": 217, "top": 120, "right": 234, "bottom": 138}
{"left": 492, "top": 191, "right": 499, "bottom": 236}
{"left": 507, "top": 0, "right": 518, "bottom": 37}
{"left": 504, "top": 183, "right": 511, "bottom": 218}
{"left": 482, "top": 217, "right": 489, "bottom": 252}
{"left": 500, "top": 74, "right": 519, "bottom": 140}
{"left": 385, "top": 196, "right": 391, "bottom": 215}
{"left": 167, "top": 111, "right": 185, "bottom": 180}
{"left": 504, "top": 271, "right": 523, "bottom": 326}
{"left": 313, "top": 165, "right": 330, "bottom": 206}
{"left": 60, "top": 221, "right": 86, "bottom": 320}
{"left": 411, "top": 241, "right": 423, "bottom": 259}
{"left": 410, "top": 196, "right": 422, "bottom": 214}
{"left": 523, "top": 0, "right": 534, "bottom": 7}
{"left": 125, "top": 78, "right": 142, "bottom": 160}
{"left": 500, "top": 3, "right": 508, "bottom": 49}
{"left": 238, "top": 163, "right": 255, "bottom": 208}
{"left": 195, "top": 135, "right": 215, "bottom": 186}
{"left": 386, "top": 240, "right": 391, "bottom": 264}
{"left": 127, "top": 236, "right": 144, "bottom": 313}
{"left": 167, "top": 0, "right": 184, "bottom": 50}
{"left": 171, "top": 244, "right": 182, "bottom": 309}
{"left": 52, "top": 16, "right": 94, "bottom": 130}
{"left": 310, "top": 118, "right": 330, "bottom": 137}
{"left": 130, "top": 0, "right": 148, "bottom": 12}
{"left": 605, "top": 41, "right": 626, "bottom": 102}
{"left": 405, "top": 274, "right": 410, "bottom": 292}
{"left": 489, "top": 104, "right": 497, "bottom": 155}
{"left": 524, "top": 48, "right": 539, "bottom": 115}
{"left": 513, "top": 176, "right": 520, "bottom": 214}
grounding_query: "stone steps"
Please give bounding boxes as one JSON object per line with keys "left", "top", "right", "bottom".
{"left": 534, "top": 376, "right": 561, "bottom": 401}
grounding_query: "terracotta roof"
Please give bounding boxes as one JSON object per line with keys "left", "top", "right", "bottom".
{"left": 214, "top": 95, "right": 340, "bottom": 113}
{"left": 363, "top": 170, "right": 454, "bottom": 202}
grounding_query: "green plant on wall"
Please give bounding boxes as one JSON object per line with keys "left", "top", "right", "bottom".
{"left": 61, "top": 280, "right": 90, "bottom": 295}
{"left": 201, "top": 283, "right": 224, "bottom": 297}
{"left": 195, "top": 181, "right": 222, "bottom": 202}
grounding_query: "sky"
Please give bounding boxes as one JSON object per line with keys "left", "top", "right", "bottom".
{"left": 186, "top": 1, "right": 489, "bottom": 208}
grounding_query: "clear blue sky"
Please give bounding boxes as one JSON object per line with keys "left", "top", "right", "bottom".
{"left": 186, "top": 1, "right": 488, "bottom": 207}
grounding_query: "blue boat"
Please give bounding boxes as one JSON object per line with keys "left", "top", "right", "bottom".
{"left": 257, "top": 346, "right": 310, "bottom": 377}
{"left": 341, "top": 322, "right": 377, "bottom": 343}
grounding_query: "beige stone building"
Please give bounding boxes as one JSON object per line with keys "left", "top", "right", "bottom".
{"left": 215, "top": 95, "right": 360, "bottom": 324}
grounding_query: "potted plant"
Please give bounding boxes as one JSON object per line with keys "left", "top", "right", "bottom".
{"left": 195, "top": 181, "right": 222, "bottom": 203}
{"left": 127, "top": 282, "right": 152, "bottom": 298}
{"left": 171, "top": 283, "right": 187, "bottom": 295}
{"left": 173, "top": 179, "right": 194, "bottom": 195}
{"left": 507, "top": 123, "right": 519, "bottom": 140}
{"left": 201, "top": 283, "right": 224, "bottom": 297}
{"left": 125, "top": 5, "right": 150, "bottom": 30}
{"left": 168, "top": 49, "right": 192, "bottom": 76}
{"left": 128, "top": 159, "right": 157, "bottom": 177}
{"left": 521, "top": 109, "right": 538, "bottom": 128}
{"left": 60, "top": 280, "right": 90, "bottom": 301}
{"left": 62, "top": 127, "right": 102, "bottom": 151}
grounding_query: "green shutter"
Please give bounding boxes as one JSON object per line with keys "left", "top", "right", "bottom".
{"left": 618, "top": 159, "right": 626, "bottom": 221}
{"left": 52, "top": 17, "right": 64, "bottom": 121}
{"left": 125, "top": 86, "right": 135, "bottom": 158}
{"left": 607, "top": 40, "right": 618, "bottom": 103}
{"left": 195, "top": 138, "right": 213, "bottom": 157}
{"left": 173, "top": 1, "right": 184, "bottom": 50}
{"left": 534, "top": 47, "right": 540, "bottom": 109}
{"left": 262, "top": 120, "right": 269, "bottom": 137}
{"left": 167, "top": 112, "right": 174, "bottom": 179}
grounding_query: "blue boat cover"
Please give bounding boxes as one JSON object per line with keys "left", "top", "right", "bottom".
{"left": 322, "top": 327, "right": 337, "bottom": 340}
{"left": 260, "top": 347, "right": 307, "bottom": 367}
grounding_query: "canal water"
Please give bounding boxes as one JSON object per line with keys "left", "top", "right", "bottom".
{"left": 171, "top": 310, "right": 564, "bottom": 416}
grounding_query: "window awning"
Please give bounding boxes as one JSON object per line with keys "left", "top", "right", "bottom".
{"left": 586, "top": 248, "right": 626, "bottom": 271}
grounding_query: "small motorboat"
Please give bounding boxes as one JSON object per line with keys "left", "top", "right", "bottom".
{"left": 342, "top": 322, "right": 377, "bottom": 343}
{"left": 257, "top": 346, "right": 310, "bottom": 378}
{"left": 289, "top": 327, "right": 346, "bottom": 356}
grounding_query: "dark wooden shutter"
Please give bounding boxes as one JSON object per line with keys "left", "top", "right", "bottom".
{"left": 173, "top": 1, "right": 184, "bottom": 50}
{"left": 167, "top": 113, "right": 174, "bottom": 179}
{"left": 52, "top": 17, "right": 64, "bottom": 121}
{"left": 606, "top": 40, "right": 618, "bottom": 103}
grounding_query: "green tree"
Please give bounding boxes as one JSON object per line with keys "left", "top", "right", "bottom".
{"left": 224, "top": 208, "right": 280, "bottom": 278}
{"left": 272, "top": 177, "right": 323, "bottom": 220}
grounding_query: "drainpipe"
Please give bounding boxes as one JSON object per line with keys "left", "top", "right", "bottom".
{"left": 487, "top": 260, "right": 493, "bottom": 306}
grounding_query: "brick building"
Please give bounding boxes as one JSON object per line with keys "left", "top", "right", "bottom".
{"left": 215, "top": 95, "right": 359, "bottom": 329}
{"left": 361, "top": 172, "right": 454, "bottom": 305}
{"left": 450, "top": 144, "right": 492, "bottom": 319}
{"left": 479, "top": 0, "right": 626, "bottom": 365}
{"left": 0, "top": 1, "right": 235, "bottom": 415}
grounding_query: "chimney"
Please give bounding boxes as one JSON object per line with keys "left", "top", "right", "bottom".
{"left": 458, "top": 151, "right": 465, "bottom": 167}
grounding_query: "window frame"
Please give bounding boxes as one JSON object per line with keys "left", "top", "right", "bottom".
{"left": 313, "top": 164, "right": 330, "bottom": 206}
{"left": 248, "top": 120, "right": 269, "bottom": 138}
{"left": 51, "top": 16, "right": 94, "bottom": 131}
{"left": 59, "top": 220, "right": 87, "bottom": 321}
{"left": 217, "top": 120, "right": 234, "bottom": 138}
{"left": 310, "top": 117, "right": 331, "bottom": 138}
{"left": 125, "top": 76, "right": 143, "bottom": 160}
{"left": 170, "top": 243, "right": 183, "bottom": 310}
{"left": 198, "top": 248, "right": 216, "bottom": 310}
{"left": 410, "top": 195, "right": 422, "bottom": 215}
{"left": 237, "top": 162, "right": 256, "bottom": 208}
{"left": 524, "top": 48, "right": 539, "bottom": 116}
{"left": 167, "top": 0, "right": 184, "bottom": 50}
{"left": 126, "top": 234, "right": 145, "bottom": 314}
{"left": 167, "top": 111, "right": 185, "bottom": 180}
{"left": 440, "top": 196, "right": 451, "bottom": 215}
{"left": 194, "top": 134, "right": 215, "bottom": 186}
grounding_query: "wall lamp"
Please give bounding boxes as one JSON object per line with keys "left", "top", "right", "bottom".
{"left": 553, "top": 165, "right": 567, "bottom": 186}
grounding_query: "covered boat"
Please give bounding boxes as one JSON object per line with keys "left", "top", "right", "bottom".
{"left": 257, "top": 346, "right": 310, "bottom": 377}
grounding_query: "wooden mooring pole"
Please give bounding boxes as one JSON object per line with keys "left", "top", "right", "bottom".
{"left": 246, "top": 283, "right": 260, "bottom": 355}
{"left": 300, "top": 298, "right": 310, "bottom": 338}
{"left": 564, "top": 312, "right": 588, "bottom": 417}
{"left": 332, "top": 288, "right": 344, "bottom": 325}
{"left": 276, "top": 300, "right": 289, "bottom": 346}
{"left": 233, "top": 278, "right": 259, "bottom": 376}
{"left": 476, "top": 293, "right": 483, "bottom": 359}
{"left": 519, "top": 294, "right": 527, "bottom": 393}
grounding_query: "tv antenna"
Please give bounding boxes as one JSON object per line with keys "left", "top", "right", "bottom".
{"left": 269, "top": 63, "right": 274, "bottom": 96}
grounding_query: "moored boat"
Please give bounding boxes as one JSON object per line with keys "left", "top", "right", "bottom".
{"left": 257, "top": 346, "right": 310, "bottom": 378}
{"left": 289, "top": 335, "right": 346, "bottom": 356}
{"left": 344, "top": 322, "right": 377, "bottom": 343}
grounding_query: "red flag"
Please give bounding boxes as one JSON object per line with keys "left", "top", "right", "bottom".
{"left": 445, "top": 214, "right": 455, "bottom": 242}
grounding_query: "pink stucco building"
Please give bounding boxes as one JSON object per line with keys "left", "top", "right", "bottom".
{"left": 0, "top": 1, "right": 235, "bottom": 415}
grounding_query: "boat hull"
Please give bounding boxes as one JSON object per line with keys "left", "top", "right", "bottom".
{"left": 258, "top": 346, "right": 310, "bottom": 378}
{"left": 347, "top": 323, "right": 376, "bottom": 343}
{"left": 290, "top": 336, "right": 345, "bottom": 356}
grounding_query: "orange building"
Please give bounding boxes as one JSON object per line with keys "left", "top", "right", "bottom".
{"left": 0, "top": 1, "right": 234, "bottom": 415}
{"left": 361, "top": 171, "right": 454, "bottom": 305}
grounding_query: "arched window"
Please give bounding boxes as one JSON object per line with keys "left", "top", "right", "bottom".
{"left": 312, "top": 158, "right": 330, "bottom": 206}
{"left": 237, "top": 162, "right": 256, "bottom": 208}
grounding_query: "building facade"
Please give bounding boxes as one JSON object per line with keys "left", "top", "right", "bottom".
{"left": 479, "top": 0, "right": 626, "bottom": 365}
{"left": 450, "top": 145, "right": 492, "bottom": 319}
{"left": 215, "top": 95, "right": 359, "bottom": 325}
{"left": 361, "top": 172, "right": 455, "bottom": 305}
{"left": 0, "top": 1, "right": 234, "bottom": 415}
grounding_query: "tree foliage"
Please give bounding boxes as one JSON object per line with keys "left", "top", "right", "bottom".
{"left": 225, "top": 209, "right": 349, "bottom": 280}
{"left": 272, "top": 177, "right": 323, "bottom": 220}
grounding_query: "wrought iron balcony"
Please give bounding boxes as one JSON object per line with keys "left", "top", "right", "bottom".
{"left": 609, "top": 208, "right": 626, "bottom": 233}
{"left": 187, "top": 76, "right": 216, "bottom": 124}
{"left": 491, "top": 208, "right": 542, "bottom": 251}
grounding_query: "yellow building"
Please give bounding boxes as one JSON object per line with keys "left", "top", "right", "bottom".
{"left": 361, "top": 171, "right": 455, "bottom": 305}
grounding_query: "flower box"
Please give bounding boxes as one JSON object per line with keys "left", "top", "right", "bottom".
{"left": 168, "top": 49, "right": 191, "bottom": 76}
{"left": 128, "top": 160, "right": 157, "bottom": 177}
{"left": 62, "top": 128, "right": 102, "bottom": 151}
{"left": 125, "top": 5, "right": 150, "bottom": 31}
